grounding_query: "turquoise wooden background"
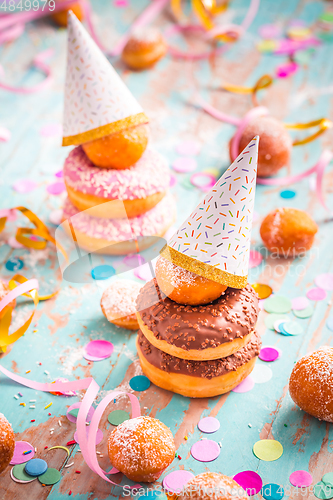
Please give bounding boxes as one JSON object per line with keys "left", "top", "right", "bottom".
{"left": 0, "top": 0, "right": 333, "bottom": 498}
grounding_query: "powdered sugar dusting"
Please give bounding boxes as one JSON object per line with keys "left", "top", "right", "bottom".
{"left": 156, "top": 256, "right": 208, "bottom": 287}
{"left": 101, "top": 280, "right": 142, "bottom": 320}
{"left": 178, "top": 472, "right": 248, "bottom": 500}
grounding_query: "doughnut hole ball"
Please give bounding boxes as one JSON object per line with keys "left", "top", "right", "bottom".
{"left": 107, "top": 416, "right": 175, "bottom": 482}
{"left": 177, "top": 472, "right": 249, "bottom": 500}
{"left": 0, "top": 413, "right": 15, "bottom": 474}
{"left": 52, "top": 2, "right": 84, "bottom": 27}
{"left": 82, "top": 124, "right": 149, "bottom": 169}
{"left": 260, "top": 208, "right": 317, "bottom": 257}
{"left": 121, "top": 28, "right": 168, "bottom": 70}
{"left": 229, "top": 116, "right": 292, "bottom": 178}
{"left": 289, "top": 347, "right": 333, "bottom": 423}
{"left": 155, "top": 257, "right": 227, "bottom": 306}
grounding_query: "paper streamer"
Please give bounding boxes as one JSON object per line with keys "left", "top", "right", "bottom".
{"left": 0, "top": 364, "right": 141, "bottom": 489}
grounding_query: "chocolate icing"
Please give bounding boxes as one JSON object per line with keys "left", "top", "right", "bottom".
{"left": 136, "top": 279, "right": 259, "bottom": 351}
{"left": 138, "top": 329, "right": 262, "bottom": 379}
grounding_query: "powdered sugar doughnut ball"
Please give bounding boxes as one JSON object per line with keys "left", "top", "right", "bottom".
{"left": 230, "top": 116, "right": 292, "bottom": 178}
{"left": 155, "top": 257, "right": 227, "bottom": 306}
{"left": 122, "top": 28, "right": 167, "bottom": 70}
{"left": 177, "top": 472, "right": 249, "bottom": 499}
{"left": 101, "top": 280, "right": 142, "bottom": 330}
{"left": 0, "top": 413, "right": 15, "bottom": 473}
{"left": 0, "top": 280, "right": 16, "bottom": 319}
{"left": 107, "top": 416, "right": 175, "bottom": 482}
{"left": 289, "top": 347, "right": 333, "bottom": 422}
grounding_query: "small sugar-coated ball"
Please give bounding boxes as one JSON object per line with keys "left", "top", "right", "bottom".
{"left": 289, "top": 347, "right": 333, "bottom": 422}
{"left": 260, "top": 207, "right": 317, "bottom": 257}
{"left": 0, "top": 413, "right": 15, "bottom": 474}
{"left": 177, "top": 472, "right": 249, "bottom": 500}
{"left": 230, "top": 115, "right": 292, "bottom": 178}
{"left": 107, "top": 415, "right": 175, "bottom": 482}
{"left": 51, "top": 2, "right": 84, "bottom": 27}
{"left": 82, "top": 124, "right": 149, "bottom": 169}
{"left": 155, "top": 257, "right": 227, "bottom": 306}
{"left": 122, "top": 28, "right": 167, "bottom": 70}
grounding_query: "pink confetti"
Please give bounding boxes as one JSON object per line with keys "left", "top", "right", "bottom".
{"left": 198, "top": 416, "right": 220, "bottom": 434}
{"left": 66, "top": 404, "right": 94, "bottom": 424}
{"left": 123, "top": 254, "right": 146, "bottom": 268}
{"left": 233, "top": 471, "right": 263, "bottom": 496}
{"left": 7, "top": 236, "right": 23, "bottom": 249}
{"left": 163, "top": 470, "right": 194, "bottom": 494}
{"left": 315, "top": 273, "right": 333, "bottom": 291}
{"left": 46, "top": 182, "right": 66, "bottom": 195}
{"left": 306, "top": 287, "right": 327, "bottom": 301}
{"left": 13, "top": 179, "right": 37, "bottom": 193}
{"left": 289, "top": 470, "right": 312, "bottom": 487}
{"left": 276, "top": 61, "right": 299, "bottom": 78}
{"left": 74, "top": 428, "right": 103, "bottom": 446}
{"left": 55, "top": 170, "right": 64, "bottom": 178}
{"left": 292, "top": 296, "right": 309, "bottom": 310}
{"left": 40, "top": 123, "right": 63, "bottom": 138}
{"left": 190, "top": 172, "right": 216, "bottom": 191}
{"left": 0, "top": 126, "right": 11, "bottom": 142}
{"left": 258, "top": 24, "right": 281, "bottom": 39}
{"left": 190, "top": 439, "right": 220, "bottom": 462}
{"left": 252, "top": 210, "right": 260, "bottom": 222}
{"left": 249, "top": 250, "right": 263, "bottom": 268}
{"left": 49, "top": 209, "right": 63, "bottom": 225}
{"left": 172, "top": 157, "right": 197, "bottom": 173}
{"left": 175, "top": 140, "right": 200, "bottom": 156}
{"left": 169, "top": 174, "right": 177, "bottom": 188}
{"left": 114, "top": 0, "right": 128, "bottom": 6}
{"left": 85, "top": 340, "right": 113, "bottom": 358}
{"left": 10, "top": 441, "right": 35, "bottom": 465}
{"left": 232, "top": 375, "right": 255, "bottom": 393}
{"left": 83, "top": 353, "right": 110, "bottom": 362}
{"left": 259, "top": 347, "right": 280, "bottom": 362}
{"left": 134, "top": 263, "right": 155, "bottom": 282}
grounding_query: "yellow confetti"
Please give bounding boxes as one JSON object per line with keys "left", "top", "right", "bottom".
{"left": 252, "top": 283, "right": 273, "bottom": 300}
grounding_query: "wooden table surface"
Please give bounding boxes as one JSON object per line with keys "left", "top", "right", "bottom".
{"left": 1, "top": 1, "right": 333, "bottom": 498}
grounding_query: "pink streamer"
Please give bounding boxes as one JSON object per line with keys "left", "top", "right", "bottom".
{"left": 0, "top": 364, "right": 141, "bottom": 488}
{"left": 0, "top": 279, "right": 39, "bottom": 312}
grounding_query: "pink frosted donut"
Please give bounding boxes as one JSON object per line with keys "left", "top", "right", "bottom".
{"left": 63, "top": 147, "right": 170, "bottom": 219}
{"left": 62, "top": 193, "right": 176, "bottom": 255}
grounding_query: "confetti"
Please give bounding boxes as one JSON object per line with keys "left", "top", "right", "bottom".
{"left": 11, "top": 463, "right": 36, "bottom": 483}
{"left": 276, "top": 62, "right": 298, "bottom": 78}
{"left": 85, "top": 340, "right": 114, "bottom": 359}
{"left": 67, "top": 405, "right": 94, "bottom": 423}
{"left": 306, "top": 288, "right": 327, "bottom": 301}
{"left": 190, "top": 439, "right": 220, "bottom": 462}
{"left": 74, "top": 428, "right": 103, "bottom": 446}
{"left": 257, "top": 40, "right": 278, "bottom": 52}
{"left": 259, "top": 347, "right": 280, "bottom": 362}
{"left": 190, "top": 172, "right": 216, "bottom": 191}
{"left": 172, "top": 157, "right": 197, "bottom": 173}
{"left": 315, "top": 273, "right": 333, "bottom": 291}
{"left": 253, "top": 439, "right": 283, "bottom": 461}
{"left": 24, "top": 458, "right": 48, "bottom": 477}
{"left": 287, "top": 26, "right": 312, "bottom": 40}
{"left": 10, "top": 441, "right": 35, "bottom": 465}
{"left": 44, "top": 403, "right": 53, "bottom": 410}
{"left": 251, "top": 364, "right": 272, "bottom": 384}
{"left": 198, "top": 417, "right": 220, "bottom": 434}
{"left": 249, "top": 250, "right": 263, "bottom": 268}
{"left": 129, "top": 375, "right": 151, "bottom": 392}
{"left": 322, "top": 473, "right": 333, "bottom": 487}
{"left": 91, "top": 265, "right": 115, "bottom": 280}
{"left": 0, "top": 125, "right": 11, "bottom": 142}
{"left": 169, "top": 174, "right": 177, "bottom": 188}
{"left": 46, "top": 181, "right": 66, "bottom": 195}
{"left": 314, "top": 482, "right": 333, "bottom": 500}
{"left": 264, "top": 295, "right": 292, "bottom": 314}
{"left": 233, "top": 471, "right": 263, "bottom": 496}
{"left": 122, "top": 254, "right": 146, "bottom": 268}
{"left": 289, "top": 470, "right": 313, "bottom": 488}
{"left": 232, "top": 376, "right": 255, "bottom": 393}
{"left": 176, "top": 140, "right": 200, "bottom": 156}
{"left": 252, "top": 283, "right": 273, "bottom": 300}
{"left": 12, "top": 179, "right": 37, "bottom": 193}
{"left": 282, "top": 321, "right": 304, "bottom": 336}
{"left": 49, "top": 209, "right": 63, "bottom": 225}
{"left": 134, "top": 263, "right": 155, "bottom": 281}
{"left": 258, "top": 24, "right": 281, "bottom": 39}
{"left": 265, "top": 314, "right": 288, "bottom": 330}
{"left": 38, "top": 468, "right": 61, "bottom": 485}
{"left": 162, "top": 470, "right": 194, "bottom": 495}
{"left": 108, "top": 410, "right": 129, "bottom": 426}
{"left": 5, "top": 257, "right": 24, "bottom": 272}
{"left": 262, "top": 483, "right": 285, "bottom": 500}
{"left": 280, "top": 189, "right": 296, "bottom": 199}
{"left": 292, "top": 297, "right": 309, "bottom": 310}
{"left": 293, "top": 305, "right": 314, "bottom": 318}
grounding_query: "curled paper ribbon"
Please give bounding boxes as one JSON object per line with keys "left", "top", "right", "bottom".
{"left": 285, "top": 117, "right": 333, "bottom": 146}
{"left": 0, "top": 364, "right": 141, "bottom": 488}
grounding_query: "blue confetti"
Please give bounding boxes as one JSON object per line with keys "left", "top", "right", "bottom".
{"left": 262, "top": 483, "right": 284, "bottom": 500}
{"left": 280, "top": 190, "right": 296, "bottom": 199}
{"left": 5, "top": 257, "right": 24, "bottom": 272}
{"left": 129, "top": 375, "right": 151, "bottom": 392}
{"left": 91, "top": 265, "right": 115, "bottom": 280}
{"left": 24, "top": 458, "right": 48, "bottom": 477}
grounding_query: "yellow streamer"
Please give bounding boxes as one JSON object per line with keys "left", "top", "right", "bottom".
{"left": 47, "top": 446, "right": 70, "bottom": 457}
{"left": 285, "top": 118, "right": 333, "bottom": 146}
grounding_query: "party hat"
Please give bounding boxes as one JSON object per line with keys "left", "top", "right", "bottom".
{"left": 62, "top": 12, "right": 149, "bottom": 147}
{"left": 161, "top": 137, "right": 259, "bottom": 288}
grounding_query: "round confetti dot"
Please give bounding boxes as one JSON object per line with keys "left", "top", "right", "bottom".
{"left": 198, "top": 417, "right": 220, "bottom": 434}
{"left": 0, "top": 125, "right": 11, "bottom": 142}
{"left": 10, "top": 441, "right": 35, "bottom": 465}
{"left": 322, "top": 473, "right": 333, "bottom": 487}
{"left": 233, "top": 471, "right": 263, "bottom": 496}
{"left": 162, "top": 470, "right": 194, "bottom": 494}
{"left": 11, "top": 463, "right": 36, "bottom": 483}
{"left": 134, "top": 263, "right": 154, "bottom": 281}
{"left": 7, "top": 236, "right": 23, "bottom": 249}
{"left": 292, "top": 296, "right": 309, "bottom": 310}
{"left": 307, "top": 288, "right": 327, "bottom": 301}
{"left": 85, "top": 340, "right": 113, "bottom": 359}
{"left": 232, "top": 375, "right": 255, "bottom": 393}
{"left": 190, "top": 439, "right": 220, "bottom": 462}
{"left": 259, "top": 23, "right": 281, "bottom": 38}
{"left": 259, "top": 347, "right": 280, "bottom": 362}
{"left": 276, "top": 61, "right": 298, "bottom": 78}
{"left": 315, "top": 273, "right": 333, "bottom": 291}
{"left": 262, "top": 483, "right": 285, "bottom": 500}
{"left": 252, "top": 283, "right": 273, "bottom": 300}
{"left": 274, "top": 319, "right": 287, "bottom": 333}
{"left": 289, "top": 470, "right": 313, "bottom": 488}
{"left": 169, "top": 174, "right": 177, "bottom": 187}
{"left": 83, "top": 352, "right": 109, "bottom": 362}
{"left": 108, "top": 410, "right": 129, "bottom": 426}
{"left": 24, "top": 458, "right": 48, "bottom": 477}
{"left": 176, "top": 140, "right": 200, "bottom": 156}
{"left": 12, "top": 179, "right": 37, "bottom": 193}
{"left": 74, "top": 428, "right": 103, "bottom": 446}
{"left": 40, "top": 123, "right": 63, "bottom": 137}
{"left": 278, "top": 322, "right": 292, "bottom": 336}
{"left": 249, "top": 250, "right": 263, "bottom": 268}
{"left": 49, "top": 209, "right": 63, "bottom": 225}
{"left": 253, "top": 439, "right": 283, "bottom": 461}
{"left": 172, "top": 157, "right": 197, "bottom": 173}
{"left": 190, "top": 172, "right": 216, "bottom": 191}
{"left": 283, "top": 321, "right": 303, "bottom": 336}
{"left": 257, "top": 39, "right": 278, "bottom": 53}
{"left": 314, "top": 481, "right": 333, "bottom": 500}
{"left": 264, "top": 295, "right": 292, "bottom": 314}
{"left": 55, "top": 170, "right": 63, "bottom": 178}
{"left": 5, "top": 257, "right": 24, "bottom": 272}
{"left": 37, "top": 468, "right": 61, "bottom": 485}
{"left": 91, "top": 264, "right": 115, "bottom": 280}
{"left": 293, "top": 305, "right": 314, "bottom": 319}
{"left": 287, "top": 26, "right": 312, "bottom": 40}
{"left": 129, "top": 375, "right": 151, "bottom": 392}
{"left": 66, "top": 404, "right": 94, "bottom": 423}
{"left": 122, "top": 254, "right": 146, "bottom": 268}
{"left": 251, "top": 364, "right": 272, "bottom": 384}
{"left": 46, "top": 181, "right": 66, "bottom": 195}
{"left": 265, "top": 314, "right": 288, "bottom": 330}
{"left": 280, "top": 189, "right": 296, "bottom": 199}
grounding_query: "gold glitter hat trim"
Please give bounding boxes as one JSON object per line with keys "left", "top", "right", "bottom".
{"left": 62, "top": 112, "right": 149, "bottom": 147}
{"left": 160, "top": 245, "right": 248, "bottom": 289}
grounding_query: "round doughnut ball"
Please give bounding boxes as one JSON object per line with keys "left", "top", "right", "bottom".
{"left": 51, "top": 2, "right": 84, "bottom": 27}
{"left": 260, "top": 208, "right": 317, "bottom": 257}
{"left": 155, "top": 257, "right": 227, "bottom": 306}
{"left": 177, "top": 472, "right": 249, "bottom": 500}
{"left": 0, "top": 280, "right": 16, "bottom": 319}
{"left": 107, "top": 416, "right": 175, "bottom": 482}
{"left": 289, "top": 347, "right": 333, "bottom": 423}
{"left": 230, "top": 116, "right": 292, "bottom": 178}
{"left": 122, "top": 28, "right": 167, "bottom": 70}
{"left": 0, "top": 413, "right": 15, "bottom": 474}
{"left": 101, "top": 280, "right": 142, "bottom": 330}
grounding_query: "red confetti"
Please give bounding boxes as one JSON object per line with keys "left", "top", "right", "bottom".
{"left": 66, "top": 440, "right": 76, "bottom": 446}
{"left": 44, "top": 446, "right": 48, "bottom": 449}
{"left": 75, "top": 471, "right": 81, "bottom": 474}
{"left": 178, "top": 455, "right": 182, "bottom": 460}
{"left": 69, "top": 491, "right": 72, "bottom": 496}
{"left": 48, "top": 413, "right": 51, "bottom": 416}
{"left": 31, "top": 419, "right": 35, "bottom": 422}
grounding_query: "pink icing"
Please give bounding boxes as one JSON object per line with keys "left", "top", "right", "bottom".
{"left": 62, "top": 193, "right": 176, "bottom": 241}
{"left": 63, "top": 147, "right": 170, "bottom": 200}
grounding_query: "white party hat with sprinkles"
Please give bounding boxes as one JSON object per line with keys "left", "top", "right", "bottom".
{"left": 62, "top": 11, "right": 148, "bottom": 147}
{"left": 161, "top": 137, "right": 259, "bottom": 288}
